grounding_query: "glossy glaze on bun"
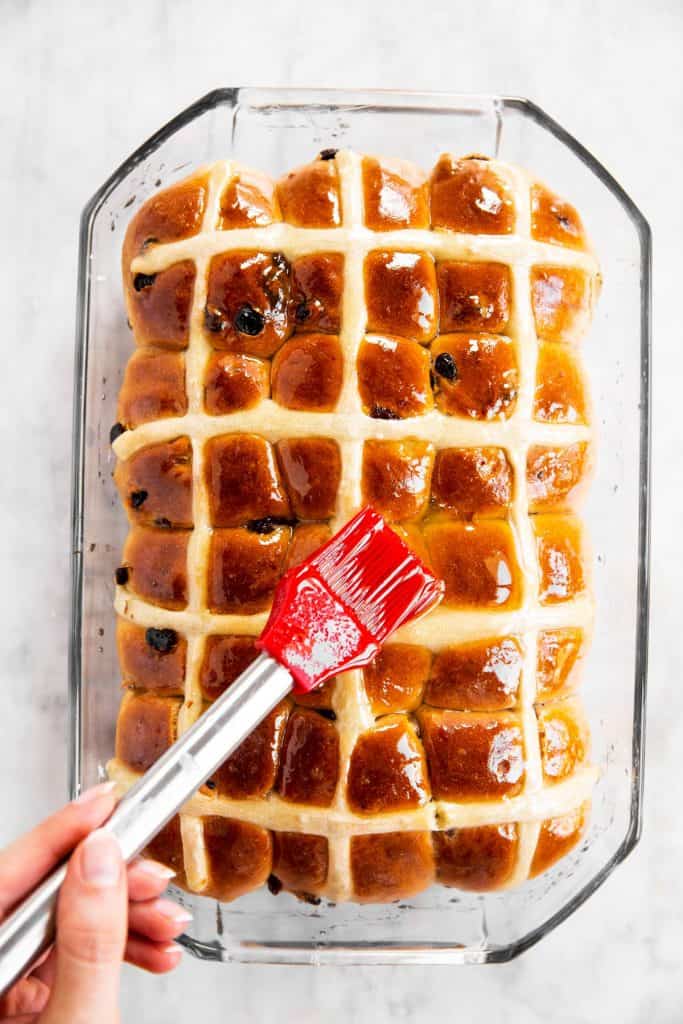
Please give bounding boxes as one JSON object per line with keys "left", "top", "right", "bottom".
{"left": 109, "top": 151, "right": 600, "bottom": 903}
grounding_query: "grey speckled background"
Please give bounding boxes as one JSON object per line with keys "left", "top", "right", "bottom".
{"left": 0, "top": 1, "right": 676, "bottom": 1020}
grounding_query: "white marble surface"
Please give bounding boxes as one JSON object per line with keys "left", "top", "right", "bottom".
{"left": 0, "top": 0, "right": 677, "bottom": 1019}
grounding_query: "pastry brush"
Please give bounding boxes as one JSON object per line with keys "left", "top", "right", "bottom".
{"left": 0, "top": 506, "right": 443, "bottom": 992}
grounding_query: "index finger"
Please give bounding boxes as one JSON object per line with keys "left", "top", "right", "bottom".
{"left": 0, "top": 782, "right": 118, "bottom": 920}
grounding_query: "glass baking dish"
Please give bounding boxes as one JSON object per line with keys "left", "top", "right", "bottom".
{"left": 69, "top": 88, "right": 651, "bottom": 965}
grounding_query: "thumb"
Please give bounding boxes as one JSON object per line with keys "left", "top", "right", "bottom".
{"left": 42, "top": 830, "right": 127, "bottom": 1024}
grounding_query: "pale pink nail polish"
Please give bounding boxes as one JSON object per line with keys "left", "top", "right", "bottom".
{"left": 133, "top": 858, "right": 176, "bottom": 882}
{"left": 75, "top": 780, "right": 117, "bottom": 805}
{"left": 80, "top": 830, "right": 122, "bottom": 888}
{"left": 155, "top": 900, "right": 193, "bottom": 924}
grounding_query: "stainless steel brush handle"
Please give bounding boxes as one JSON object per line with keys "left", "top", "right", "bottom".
{"left": 0, "top": 652, "right": 292, "bottom": 995}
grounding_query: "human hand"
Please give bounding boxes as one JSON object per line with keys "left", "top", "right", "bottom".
{"left": 0, "top": 782, "right": 189, "bottom": 1023}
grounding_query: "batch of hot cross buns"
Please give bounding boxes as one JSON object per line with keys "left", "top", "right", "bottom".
{"left": 107, "top": 148, "right": 601, "bottom": 904}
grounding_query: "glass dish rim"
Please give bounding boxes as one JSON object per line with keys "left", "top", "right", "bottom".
{"left": 68, "top": 87, "right": 651, "bottom": 964}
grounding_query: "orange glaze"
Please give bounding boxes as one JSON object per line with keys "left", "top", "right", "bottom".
{"left": 434, "top": 824, "right": 518, "bottom": 890}
{"left": 126, "top": 260, "right": 196, "bottom": 350}
{"left": 531, "top": 184, "right": 587, "bottom": 250}
{"left": 431, "top": 447, "right": 512, "bottom": 519}
{"left": 202, "top": 818, "right": 272, "bottom": 900}
{"left": 207, "top": 527, "right": 290, "bottom": 614}
{"left": 204, "top": 251, "right": 291, "bottom": 356}
{"left": 213, "top": 701, "right": 290, "bottom": 798}
{"left": 292, "top": 673, "right": 337, "bottom": 710}
{"left": 530, "top": 265, "right": 593, "bottom": 343}
{"left": 285, "top": 523, "right": 332, "bottom": 569}
{"left": 276, "top": 159, "right": 341, "bottom": 227}
{"left": 430, "top": 155, "right": 515, "bottom": 234}
{"left": 357, "top": 335, "right": 432, "bottom": 419}
{"left": 536, "top": 628, "right": 585, "bottom": 701}
{"left": 122, "top": 173, "right": 208, "bottom": 266}
{"left": 527, "top": 443, "right": 589, "bottom": 512}
{"left": 291, "top": 253, "right": 344, "bottom": 334}
{"left": 117, "top": 618, "right": 187, "bottom": 695}
{"left": 205, "top": 434, "right": 291, "bottom": 528}
{"left": 424, "top": 519, "right": 521, "bottom": 608}
{"left": 365, "top": 251, "right": 438, "bottom": 342}
{"left": 361, "top": 439, "right": 434, "bottom": 521}
{"left": 277, "top": 709, "right": 340, "bottom": 807}
{"left": 347, "top": 716, "right": 430, "bottom": 814}
{"left": 391, "top": 522, "right": 432, "bottom": 568}
{"left": 418, "top": 708, "right": 525, "bottom": 800}
{"left": 529, "top": 804, "right": 588, "bottom": 877}
{"left": 204, "top": 352, "right": 269, "bottom": 414}
{"left": 272, "top": 832, "right": 329, "bottom": 894}
{"left": 144, "top": 816, "right": 187, "bottom": 887}
{"left": 115, "top": 437, "right": 193, "bottom": 529}
{"left": 424, "top": 638, "right": 523, "bottom": 711}
{"left": 534, "top": 515, "right": 586, "bottom": 604}
{"left": 361, "top": 156, "right": 430, "bottom": 230}
{"left": 362, "top": 644, "right": 431, "bottom": 714}
{"left": 199, "top": 635, "right": 259, "bottom": 701}
{"left": 351, "top": 832, "right": 434, "bottom": 903}
{"left": 534, "top": 342, "right": 588, "bottom": 424}
{"left": 276, "top": 438, "right": 341, "bottom": 520}
{"left": 218, "top": 169, "right": 280, "bottom": 228}
{"left": 115, "top": 692, "right": 179, "bottom": 772}
{"left": 117, "top": 348, "right": 187, "bottom": 428}
{"left": 437, "top": 261, "right": 511, "bottom": 333}
{"left": 271, "top": 333, "right": 343, "bottom": 411}
{"left": 431, "top": 334, "right": 518, "bottom": 419}
{"left": 122, "top": 526, "right": 189, "bottom": 610}
{"left": 537, "top": 701, "right": 588, "bottom": 782}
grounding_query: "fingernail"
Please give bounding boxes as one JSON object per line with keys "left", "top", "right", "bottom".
{"left": 75, "top": 781, "right": 117, "bottom": 805}
{"left": 134, "top": 858, "right": 176, "bottom": 882}
{"left": 80, "top": 830, "right": 122, "bottom": 888}
{"left": 155, "top": 900, "right": 193, "bottom": 924}
{"left": 162, "top": 942, "right": 183, "bottom": 958}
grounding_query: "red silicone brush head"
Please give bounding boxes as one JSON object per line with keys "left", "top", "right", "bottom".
{"left": 257, "top": 507, "right": 444, "bottom": 693}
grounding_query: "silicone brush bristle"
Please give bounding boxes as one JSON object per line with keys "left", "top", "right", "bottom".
{"left": 310, "top": 508, "right": 442, "bottom": 641}
{"left": 258, "top": 507, "right": 444, "bottom": 693}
